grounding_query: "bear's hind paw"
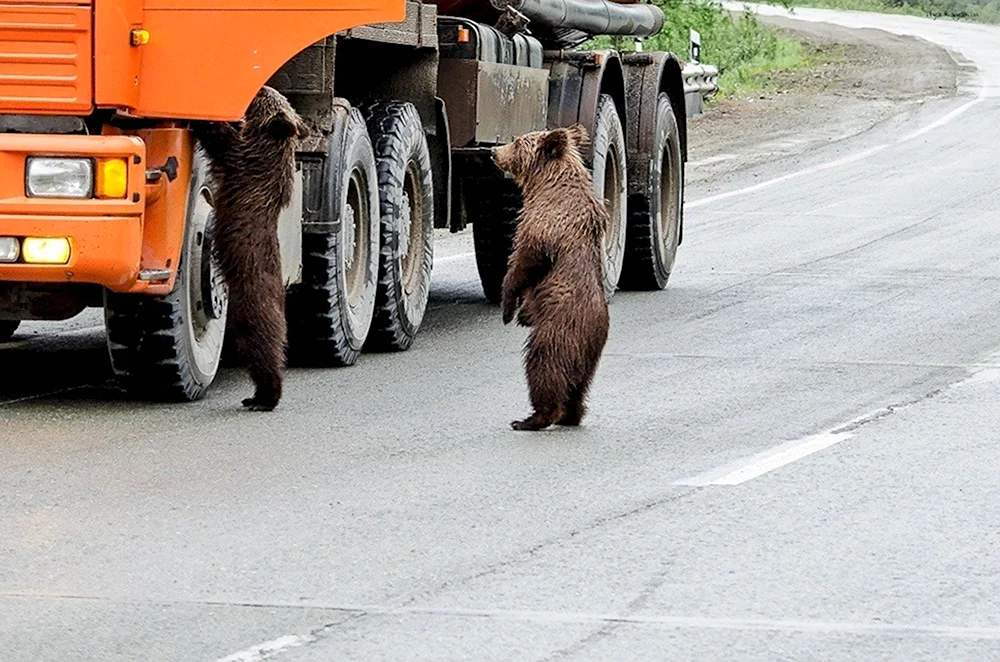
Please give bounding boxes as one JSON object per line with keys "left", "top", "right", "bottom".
{"left": 242, "top": 395, "right": 279, "bottom": 412}
{"left": 511, "top": 417, "right": 552, "bottom": 431}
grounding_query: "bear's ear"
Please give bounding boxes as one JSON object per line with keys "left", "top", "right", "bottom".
{"left": 267, "top": 112, "right": 304, "bottom": 141}
{"left": 566, "top": 124, "right": 589, "bottom": 148}
{"left": 266, "top": 114, "right": 294, "bottom": 140}
{"left": 540, "top": 129, "right": 570, "bottom": 161}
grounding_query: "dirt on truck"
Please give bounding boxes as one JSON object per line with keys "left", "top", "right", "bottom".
{"left": 0, "top": 0, "right": 689, "bottom": 403}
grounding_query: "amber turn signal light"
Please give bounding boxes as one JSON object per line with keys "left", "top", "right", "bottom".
{"left": 96, "top": 158, "right": 129, "bottom": 199}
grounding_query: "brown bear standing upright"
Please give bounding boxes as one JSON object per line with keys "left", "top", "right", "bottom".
{"left": 192, "top": 86, "right": 309, "bottom": 411}
{"left": 492, "top": 125, "right": 610, "bottom": 431}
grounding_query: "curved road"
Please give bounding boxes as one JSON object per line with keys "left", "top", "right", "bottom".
{"left": 4, "top": 8, "right": 1000, "bottom": 660}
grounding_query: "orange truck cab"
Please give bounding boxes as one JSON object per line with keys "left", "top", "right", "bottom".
{"left": 0, "top": 0, "right": 689, "bottom": 403}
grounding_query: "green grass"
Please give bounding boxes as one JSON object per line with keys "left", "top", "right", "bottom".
{"left": 711, "top": 30, "right": 805, "bottom": 94}
{"left": 763, "top": 0, "right": 1000, "bottom": 23}
{"left": 585, "top": 0, "right": 807, "bottom": 97}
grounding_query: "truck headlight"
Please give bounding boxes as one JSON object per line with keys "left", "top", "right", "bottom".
{"left": 0, "top": 237, "right": 19, "bottom": 263}
{"left": 25, "top": 157, "right": 94, "bottom": 199}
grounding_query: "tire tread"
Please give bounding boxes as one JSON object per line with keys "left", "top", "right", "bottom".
{"left": 104, "top": 285, "right": 206, "bottom": 402}
{"left": 286, "top": 105, "right": 379, "bottom": 368}
{"left": 592, "top": 94, "right": 628, "bottom": 300}
{"left": 468, "top": 176, "right": 522, "bottom": 304}
{"left": 620, "top": 93, "right": 682, "bottom": 291}
{"left": 287, "top": 231, "right": 357, "bottom": 367}
{"left": 362, "top": 101, "right": 435, "bottom": 352}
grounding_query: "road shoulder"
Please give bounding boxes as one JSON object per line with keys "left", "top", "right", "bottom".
{"left": 687, "top": 16, "right": 962, "bottom": 183}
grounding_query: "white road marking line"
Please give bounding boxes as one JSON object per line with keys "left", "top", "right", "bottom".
{"left": 398, "top": 607, "right": 1000, "bottom": 639}
{"left": 677, "top": 345, "right": 1000, "bottom": 486}
{"left": 214, "top": 634, "right": 314, "bottom": 662}
{"left": 11, "top": 590, "right": 1000, "bottom": 643}
{"left": 686, "top": 88, "right": 986, "bottom": 210}
{"left": 686, "top": 143, "right": 891, "bottom": 209}
{"left": 957, "top": 366, "right": 1000, "bottom": 386}
{"left": 214, "top": 606, "right": 1000, "bottom": 658}
{"left": 433, "top": 251, "right": 474, "bottom": 264}
{"left": 948, "top": 347, "right": 1000, "bottom": 388}
{"left": 895, "top": 93, "right": 986, "bottom": 143}
{"left": 676, "top": 387, "right": 946, "bottom": 486}
{"left": 688, "top": 153, "right": 739, "bottom": 167}
{"left": 673, "top": 431, "right": 856, "bottom": 486}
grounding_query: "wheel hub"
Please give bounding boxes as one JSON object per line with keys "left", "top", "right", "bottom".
{"left": 344, "top": 202, "right": 357, "bottom": 270}
{"left": 658, "top": 138, "right": 678, "bottom": 254}
{"left": 603, "top": 151, "right": 624, "bottom": 256}
{"left": 399, "top": 191, "right": 412, "bottom": 258}
{"left": 199, "top": 210, "right": 228, "bottom": 321}
{"left": 400, "top": 166, "right": 426, "bottom": 298}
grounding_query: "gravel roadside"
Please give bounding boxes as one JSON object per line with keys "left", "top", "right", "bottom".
{"left": 687, "top": 15, "right": 963, "bottom": 183}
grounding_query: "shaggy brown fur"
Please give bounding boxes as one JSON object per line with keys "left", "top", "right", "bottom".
{"left": 193, "top": 86, "right": 309, "bottom": 411}
{"left": 492, "top": 125, "right": 610, "bottom": 431}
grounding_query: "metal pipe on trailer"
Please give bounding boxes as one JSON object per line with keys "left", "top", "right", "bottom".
{"left": 490, "top": 0, "right": 665, "bottom": 41}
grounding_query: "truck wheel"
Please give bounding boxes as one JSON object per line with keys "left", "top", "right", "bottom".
{"left": 104, "top": 151, "right": 228, "bottom": 402}
{"left": 286, "top": 105, "right": 379, "bottom": 367}
{"left": 591, "top": 94, "right": 628, "bottom": 301}
{"left": 620, "top": 93, "right": 682, "bottom": 291}
{"left": 0, "top": 320, "right": 19, "bottom": 342}
{"left": 362, "top": 101, "right": 434, "bottom": 352}
{"left": 469, "top": 175, "right": 522, "bottom": 304}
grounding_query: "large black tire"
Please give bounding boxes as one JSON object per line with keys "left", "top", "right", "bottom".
{"left": 0, "top": 320, "right": 19, "bottom": 342}
{"left": 104, "top": 151, "right": 228, "bottom": 402}
{"left": 620, "top": 93, "right": 682, "bottom": 291}
{"left": 286, "top": 105, "right": 379, "bottom": 367}
{"left": 362, "top": 101, "right": 435, "bottom": 352}
{"left": 591, "top": 94, "right": 629, "bottom": 301}
{"left": 469, "top": 175, "right": 522, "bottom": 304}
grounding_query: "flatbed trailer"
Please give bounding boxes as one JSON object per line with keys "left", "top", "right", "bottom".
{"left": 0, "top": 0, "right": 687, "bottom": 401}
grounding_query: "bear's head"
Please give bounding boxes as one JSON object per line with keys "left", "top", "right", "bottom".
{"left": 242, "top": 86, "right": 311, "bottom": 144}
{"left": 492, "top": 125, "right": 589, "bottom": 187}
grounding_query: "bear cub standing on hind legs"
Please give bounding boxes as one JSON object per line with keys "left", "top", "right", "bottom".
{"left": 193, "top": 86, "right": 309, "bottom": 411}
{"left": 492, "top": 125, "right": 610, "bottom": 431}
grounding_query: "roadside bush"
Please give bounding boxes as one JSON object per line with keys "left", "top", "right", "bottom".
{"left": 587, "top": 0, "right": 805, "bottom": 96}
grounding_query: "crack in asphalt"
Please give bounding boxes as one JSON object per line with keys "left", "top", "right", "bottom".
{"left": 540, "top": 558, "right": 680, "bottom": 661}
{"left": 388, "top": 488, "right": 703, "bottom": 611}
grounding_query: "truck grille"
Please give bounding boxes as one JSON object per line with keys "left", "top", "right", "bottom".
{"left": 0, "top": 3, "right": 92, "bottom": 114}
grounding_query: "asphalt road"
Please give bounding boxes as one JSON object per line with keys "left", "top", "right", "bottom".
{"left": 4, "top": 8, "right": 1000, "bottom": 661}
